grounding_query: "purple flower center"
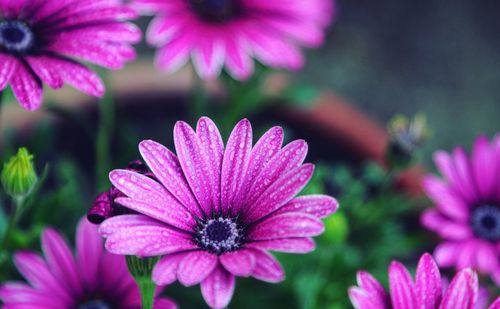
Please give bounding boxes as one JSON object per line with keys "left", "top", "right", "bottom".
{"left": 0, "top": 20, "right": 35, "bottom": 53}
{"left": 195, "top": 217, "right": 244, "bottom": 254}
{"left": 78, "top": 300, "right": 112, "bottom": 309}
{"left": 189, "top": 0, "right": 240, "bottom": 23}
{"left": 471, "top": 204, "right": 500, "bottom": 242}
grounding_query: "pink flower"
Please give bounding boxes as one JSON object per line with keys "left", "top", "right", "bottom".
{"left": 0, "top": 0, "right": 141, "bottom": 111}
{"left": 133, "top": 0, "right": 334, "bottom": 80}
{"left": 348, "top": 253, "right": 500, "bottom": 309}
{"left": 421, "top": 135, "right": 500, "bottom": 285}
{"left": 99, "top": 117, "right": 338, "bottom": 308}
{"left": 0, "top": 218, "right": 176, "bottom": 309}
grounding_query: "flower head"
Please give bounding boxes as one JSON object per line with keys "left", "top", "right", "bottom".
{"left": 348, "top": 253, "right": 500, "bottom": 309}
{"left": 421, "top": 135, "right": 500, "bottom": 285}
{"left": 99, "top": 117, "right": 338, "bottom": 308}
{"left": 0, "top": 217, "right": 176, "bottom": 309}
{"left": 133, "top": 0, "right": 334, "bottom": 80}
{"left": 88, "top": 160, "right": 154, "bottom": 224}
{"left": 0, "top": 0, "right": 141, "bottom": 110}
{"left": 1, "top": 147, "right": 37, "bottom": 198}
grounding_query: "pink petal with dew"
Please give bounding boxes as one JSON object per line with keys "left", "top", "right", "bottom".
{"left": 452, "top": 148, "right": 478, "bottom": 203}
{"left": 201, "top": 266, "right": 235, "bottom": 309}
{"left": 249, "top": 212, "right": 324, "bottom": 241}
{"left": 139, "top": 140, "right": 202, "bottom": 218}
{"left": 10, "top": 63, "right": 43, "bottom": 111}
{"left": 192, "top": 28, "right": 225, "bottom": 79}
{"left": 348, "top": 286, "right": 385, "bottom": 309}
{"left": 248, "top": 248, "right": 285, "bottom": 283}
{"left": 420, "top": 209, "right": 471, "bottom": 240}
{"left": 245, "top": 139, "right": 308, "bottom": 208}
{"left": 177, "top": 251, "right": 218, "bottom": 286}
{"left": 197, "top": 117, "right": 224, "bottom": 213}
{"left": 472, "top": 136, "right": 497, "bottom": 199}
{"left": 155, "top": 31, "right": 195, "bottom": 73}
{"left": 276, "top": 195, "right": 339, "bottom": 218}
{"left": 13, "top": 252, "right": 72, "bottom": 304}
{"left": 0, "top": 54, "right": 17, "bottom": 90}
{"left": 357, "top": 271, "right": 388, "bottom": 307}
{"left": 109, "top": 170, "right": 195, "bottom": 231}
{"left": 388, "top": 261, "right": 417, "bottom": 309}
{"left": 221, "top": 119, "right": 252, "bottom": 214}
{"left": 26, "top": 56, "right": 64, "bottom": 89}
{"left": 76, "top": 218, "right": 103, "bottom": 292}
{"left": 41, "top": 228, "right": 83, "bottom": 298}
{"left": 220, "top": 249, "right": 256, "bottom": 277}
{"left": 415, "top": 253, "right": 442, "bottom": 308}
{"left": 99, "top": 214, "right": 165, "bottom": 237}
{"left": 233, "top": 126, "right": 284, "bottom": 213}
{"left": 248, "top": 238, "right": 316, "bottom": 254}
{"left": 55, "top": 23, "right": 142, "bottom": 44}
{"left": 488, "top": 297, "right": 500, "bottom": 309}
{"left": 152, "top": 252, "right": 188, "bottom": 286}
{"left": 104, "top": 225, "right": 196, "bottom": 256}
{"left": 434, "top": 241, "right": 460, "bottom": 267}
{"left": 174, "top": 121, "right": 214, "bottom": 215}
{"left": 223, "top": 33, "right": 254, "bottom": 80}
{"left": 422, "top": 175, "right": 469, "bottom": 221}
{"left": 0, "top": 282, "right": 66, "bottom": 307}
{"left": 440, "top": 269, "right": 477, "bottom": 309}
{"left": 245, "top": 164, "right": 314, "bottom": 223}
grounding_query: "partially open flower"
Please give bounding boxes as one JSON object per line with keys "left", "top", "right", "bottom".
{"left": 1, "top": 147, "right": 37, "bottom": 199}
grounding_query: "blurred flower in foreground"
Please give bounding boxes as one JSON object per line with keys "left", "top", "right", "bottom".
{"left": 0, "top": 0, "right": 141, "bottom": 111}
{"left": 99, "top": 117, "right": 338, "bottom": 308}
{"left": 134, "top": 0, "right": 334, "bottom": 80}
{"left": 421, "top": 135, "right": 500, "bottom": 285}
{"left": 349, "top": 253, "right": 500, "bottom": 309}
{"left": 1, "top": 148, "right": 37, "bottom": 199}
{"left": 0, "top": 218, "right": 176, "bottom": 308}
{"left": 386, "top": 113, "right": 430, "bottom": 169}
{"left": 88, "top": 160, "right": 154, "bottom": 224}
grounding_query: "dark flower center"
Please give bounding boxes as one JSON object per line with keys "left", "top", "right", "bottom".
{"left": 471, "top": 204, "right": 500, "bottom": 242}
{"left": 189, "top": 0, "right": 240, "bottom": 23}
{"left": 195, "top": 217, "right": 244, "bottom": 254}
{"left": 78, "top": 300, "right": 112, "bottom": 309}
{"left": 0, "top": 20, "right": 35, "bottom": 53}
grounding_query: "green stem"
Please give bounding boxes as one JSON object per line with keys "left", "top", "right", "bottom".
{"left": 126, "top": 256, "right": 158, "bottom": 309}
{"left": 95, "top": 74, "right": 115, "bottom": 192}
{"left": 0, "top": 197, "right": 24, "bottom": 256}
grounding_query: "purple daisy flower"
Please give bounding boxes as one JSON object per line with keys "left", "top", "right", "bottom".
{"left": 0, "top": 0, "right": 141, "bottom": 111}
{"left": 349, "top": 253, "right": 500, "bottom": 309}
{"left": 421, "top": 135, "right": 500, "bottom": 285}
{"left": 133, "top": 0, "right": 334, "bottom": 80}
{"left": 99, "top": 117, "right": 338, "bottom": 308}
{"left": 0, "top": 218, "right": 176, "bottom": 309}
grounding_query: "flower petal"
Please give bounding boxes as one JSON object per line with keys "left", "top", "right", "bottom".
{"left": 220, "top": 249, "right": 256, "bottom": 277}
{"left": 41, "top": 228, "right": 82, "bottom": 297}
{"left": 356, "top": 271, "right": 387, "bottom": 306}
{"left": 201, "top": 266, "right": 235, "bottom": 309}
{"left": 248, "top": 212, "right": 324, "bottom": 241}
{"left": 434, "top": 241, "right": 460, "bottom": 268}
{"left": 420, "top": 209, "right": 471, "bottom": 240}
{"left": 221, "top": 119, "right": 252, "bottom": 214}
{"left": 139, "top": 140, "right": 203, "bottom": 218}
{"left": 388, "top": 261, "right": 416, "bottom": 309}
{"left": 99, "top": 214, "right": 165, "bottom": 237}
{"left": 415, "top": 253, "right": 442, "bottom": 308}
{"left": 439, "top": 269, "right": 477, "bottom": 309}
{"left": 248, "top": 238, "right": 316, "bottom": 253}
{"left": 472, "top": 135, "right": 496, "bottom": 199}
{"left": 276, "top": 195, "right": 339, "bottom": 218}
{"left": 177, "top": 251, "right": 218, "bottom": 286}
{"left": 152, "top": 252, "right": 188, "bottom": 286}
{"left": 10, "top": 62, "right": 43, "bottom": 111}
{"left": 76, "top": 218, "right": 103, "bottom": 290}
{"left": 0, "top": 54, "right": 17, "bottom": 90}
{"left": 422, "top": 176, "right": 469, "bottom": 221}
{"left": 248, "top": 248, "right": 284, "bottom": 283}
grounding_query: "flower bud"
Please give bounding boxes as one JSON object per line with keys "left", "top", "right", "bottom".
{"left": 1, "top": 148, "right": 38, "bottom": 199}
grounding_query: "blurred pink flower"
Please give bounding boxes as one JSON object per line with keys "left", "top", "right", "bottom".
{"left": 0, "top": 0, "right": 141, "bottom": 111}
{"left": 0, "top": 218, "right": 176, "bottom": 309}
{"left": 133, "top": 0, "right": 334, "bottom": 80}
{"left": 99, "top": 117, "right": 338, "bottom": 308}
{"left": 421, "top": 135, "right": 500, "bottom": 285}
{"left": 348, "top": 253, "right": 500, "bottom": 309}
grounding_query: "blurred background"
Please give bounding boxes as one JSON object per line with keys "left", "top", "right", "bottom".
{"left": 0, "top": 0, "right": 499, "bottom": 308}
